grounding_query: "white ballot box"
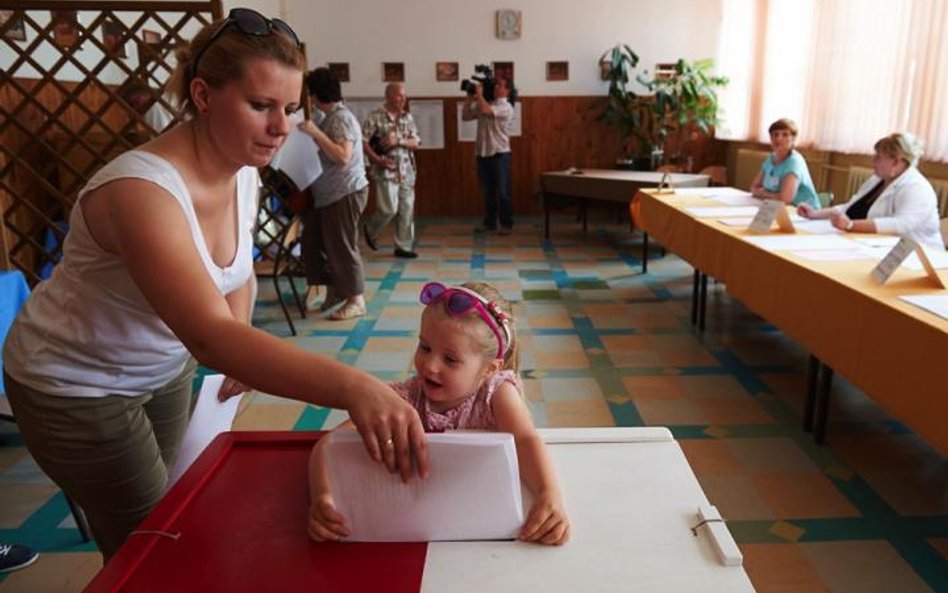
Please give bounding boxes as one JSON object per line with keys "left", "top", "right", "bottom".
{"left": 420, "top": 427, "right": 754, "bottom": 593}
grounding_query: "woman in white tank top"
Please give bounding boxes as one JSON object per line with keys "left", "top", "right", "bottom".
{"left": 2, "top": 10, "right": 428, "bottom": 560}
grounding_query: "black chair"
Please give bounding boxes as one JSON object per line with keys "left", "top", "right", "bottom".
{"left": 255, "top": 215, "right": 307, "bottom": 335}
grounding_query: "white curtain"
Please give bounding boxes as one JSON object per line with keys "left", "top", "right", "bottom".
{"left": 716, "top": 0, "right": 948, "bottom": 162}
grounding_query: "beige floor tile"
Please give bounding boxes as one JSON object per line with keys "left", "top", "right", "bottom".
{"left": 742, "top": 543, "right": 831, "bottom": 593}
{"left": 753, "top": 474, "right": 860, "bottom": 519}
{"left": 544, "top": 399, "right": 614, "bottom": 427}
{"left": 697, "top": 474, "right": 773, "bottom": 520}
{"left": 0, "top": 483, "right": 60, "bottom": 527}
{"left": 802, "top": 541, "right": 936, "bottom": 593}
{"left": 232, "top": 403, "right": 305, "bottom": 431}
{"left": 680, "top": 440, "right": 743, "bottom": 476}
{"left": 0, "top": 552, "right": 101, "bottom": 593}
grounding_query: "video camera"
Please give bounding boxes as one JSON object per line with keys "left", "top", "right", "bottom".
{"left": 461, "top": 64, "right": 498, "bottom": 102}
{"left": 368, "top": 132, "right": 390, "bottom": 157}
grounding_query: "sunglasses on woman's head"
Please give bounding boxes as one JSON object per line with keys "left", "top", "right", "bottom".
{"left": 190, "top": 8, "right": 302, "bottom": 77}
{"left": 419, "top": 282, "right": 510, "bottom": 360}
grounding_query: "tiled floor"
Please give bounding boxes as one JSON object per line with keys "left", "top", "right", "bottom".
{"left": 1, "top": 217, "right": 945, "bottom": 592}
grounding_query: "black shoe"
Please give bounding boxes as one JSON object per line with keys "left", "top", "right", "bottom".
{"left": 362, "top": 222, "right": 378, "bottom": 251}
{"left": 394, "top": 248, "right": 418, "bottom": 259}
{"left": 0, "top": 543, "right": 38, "bottom": 573}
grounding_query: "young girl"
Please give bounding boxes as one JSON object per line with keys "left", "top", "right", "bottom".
{"left": 308, "top": 281, "right": 570, "bottom": 545}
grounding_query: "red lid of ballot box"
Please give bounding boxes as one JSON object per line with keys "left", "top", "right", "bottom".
{"left": 82, "top": 432, "right": 427, "bottom": 593}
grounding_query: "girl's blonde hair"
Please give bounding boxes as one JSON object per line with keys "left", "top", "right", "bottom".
{"left": 421, "top": 281, "right": 520, "bottom": 373}
{"left": 167, "top": 15, "right": 306, "bottom": 118}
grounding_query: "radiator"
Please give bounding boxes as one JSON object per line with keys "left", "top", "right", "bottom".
{"left": 845, "top": 166, "right": 874, "bottom": 200}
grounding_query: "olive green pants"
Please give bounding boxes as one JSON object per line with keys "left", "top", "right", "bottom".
{"left": 4, "top": 359, "right": 196, "bottom": 560}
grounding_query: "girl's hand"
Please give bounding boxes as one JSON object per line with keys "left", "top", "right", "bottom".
{"left": 520, "top": 491, "right": 570, "bottom": 545}
{"left": 347, "top": 380, "right": 429, "bottom": 482}
{"left": 797, "top": 203, "right": 814, "bottom": 218}
{"left": 217, "top": 376, "right": 250, "bottom": 401}
{"left": 308, "top": 494, "right": 349, "bottom": 541}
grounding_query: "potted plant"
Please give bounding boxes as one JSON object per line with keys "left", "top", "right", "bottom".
{"left": 642, "top": 58, "right": 728, "bottom": 169}
{"left": 597, "top": 44, "right": 656, "bottom": 170}
{"left": 598, "top": 47, "right": 728, "bottom": 171}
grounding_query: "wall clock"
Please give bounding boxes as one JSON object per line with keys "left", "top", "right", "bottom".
{"left": 496, "top": 9, "right": 522, "bottom": 40}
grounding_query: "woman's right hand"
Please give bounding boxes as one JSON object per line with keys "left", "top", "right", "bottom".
{"left": 797, "top": 203, "right": 814, "bottom": 218}
{"left": 347, "top": 379, "right": 429, "bottom": 481}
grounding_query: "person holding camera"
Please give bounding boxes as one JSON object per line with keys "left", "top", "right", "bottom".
{"left": 361, "top": 83, "right": 421, "bottom": 259}
{"left": 462, "top": 75, "right": 514, "bottom": 235}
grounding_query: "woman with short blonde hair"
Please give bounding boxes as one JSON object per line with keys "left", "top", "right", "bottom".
{"left": 798, "top": 132, "right": 942, "bottom": 249}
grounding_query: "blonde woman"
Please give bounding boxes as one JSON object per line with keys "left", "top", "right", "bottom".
{"left": 798, "top": 133, "right": 942, "bottom": 249}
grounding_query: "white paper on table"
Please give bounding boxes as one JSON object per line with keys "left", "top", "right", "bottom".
{"left": 710, "top": 194, "right": 760, "bottom": 206}
{"left": 744, "top": 234, "right": 859, "bottom": 251}
{"left": 269, "top": 111, "right": 322, "bottom": 190}
{"left": 789, "top": 248, "right": 879, "bottom": 262}
{"left": 686, "top": 206, "right": 760, "bottom": 218}
{"left": 793, "top": 219, "right": 841, "bottom": 234}
{"left": 899, "top": 294, "right": 948, "bottom": 320}
{"left": 672, "top": 187, "right": 755, "bottom": 204}
{"left": 166, "top": 374, "right": 243, "bottom": 490}
{"left": 326, "top": 430, "right": 523, "bottom": 542}
{"left": 722, "top": 213, "right": 806, "bottom": 229}
{"left": 717, "top": 217, "right": 756, "bottom": 227}
{"left": 853, "top": 236, "right": 901, "bottom": 248}
{"left": 902, "top": 248, "right": 948, "bottom": 271}
{"left": 670, "top": 187, "right": 716, "bottom": 196}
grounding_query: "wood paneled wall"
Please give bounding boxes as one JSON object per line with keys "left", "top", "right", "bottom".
{"left": 410, "top": 95, "right": 726, "bottom": 217}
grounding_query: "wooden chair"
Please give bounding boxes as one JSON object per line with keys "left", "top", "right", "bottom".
{"left": 254, "top": 216, "right": 307, "bottom": 336}
{"left": 699, "top": 165, "right": 728, "bottom": 186}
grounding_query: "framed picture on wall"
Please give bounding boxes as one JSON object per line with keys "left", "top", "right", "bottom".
{"left": 546, "top": 61, "right": 568, "bottom": 81}
{"left": 382, "top": 62, "right": 404, "bottom": 83}
{"left": 599, "top": 58, "right": 612, "bottom": 81}
{"left": 1, "top": 10, "right": 27, "bottom": 42}
{"left": 51, "top": 10, "right": 80, "bottom": 48}
{"left": 655, "top": 63, "right": 677, "bottom": 80}
{"left": 492, "top": 61, "right": 514, "bottom": 83}
{"left": 436, "top": 61, "right": 458, "bottom": 82}
{"left": 328, "top": 62, "right": 350, "bottom": 82}
{"left": 102, "top": 19, "right": 127, "bottom": 58}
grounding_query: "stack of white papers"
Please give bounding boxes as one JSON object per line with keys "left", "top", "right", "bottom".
{"left": 744, "top": 234, "right": 859, "bottom": 251}
{"left": 903, "top": 249, "right": 948, "bottom": 271}
{"left": 166, "top": 375, "right": 243, "bottom": 490}
{"left": 899, "top": 295, "right": 948, "bottom": 320}
{"left": 269, "top": 111, "right": 322, "bottom": 190}
{"left": 326, "top": 431, "right": 523, "bottom": 542}
{"left": 686, "top": 206, "right": 760, "bottom": 218}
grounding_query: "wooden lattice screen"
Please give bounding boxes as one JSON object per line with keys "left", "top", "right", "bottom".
{"left": 0, "top": 0, "right": 293, "bottom": 284}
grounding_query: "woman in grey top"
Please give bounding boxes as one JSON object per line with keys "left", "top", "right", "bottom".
{"left": 298, "top": 68, "right": 370, "bottom": 320}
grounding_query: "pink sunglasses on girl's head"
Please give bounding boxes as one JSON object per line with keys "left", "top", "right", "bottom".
{"left": 419, "top": 282, "right": 511, "bottom": 359}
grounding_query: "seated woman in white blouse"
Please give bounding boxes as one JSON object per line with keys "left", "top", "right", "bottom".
{"left": 797, "top": 132, "right": 943, "bottom": 250}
